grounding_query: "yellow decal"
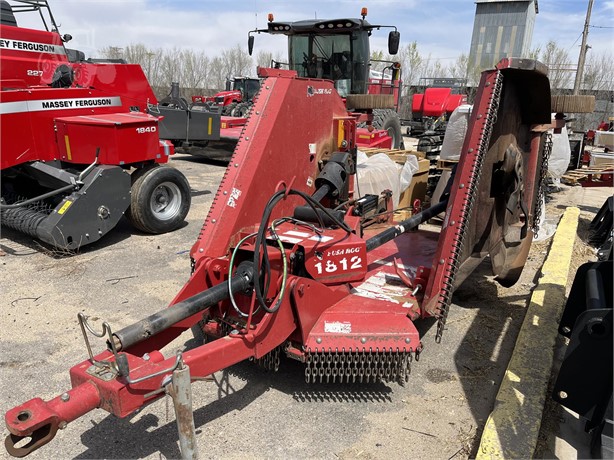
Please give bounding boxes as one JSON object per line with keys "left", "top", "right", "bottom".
{"left": 337, "top": 120, "right": 344, "bottom": 148}
{"left": 358, "top": 135, "right": 371, "bottom": 139}
{"left": 64, "top": 135, "right": 72, "bottom": 160}
{"left": 208, "top": 117, "right": 213, "bottom": 135}
{"left": 57, "top": 200, "right": 72, "bottom": 215}
{"left": 221, "top": 122, "right": 227, "bottom": 129}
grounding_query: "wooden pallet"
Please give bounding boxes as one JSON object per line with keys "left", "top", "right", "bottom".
{"left": 562, "top": 164, "right": 614, "bottom": 186}
{"left": 360, "top": 147, "right": 426, "bottom": 164}
{"left": 436, "top": 158, "right": 459, "bottom": 170}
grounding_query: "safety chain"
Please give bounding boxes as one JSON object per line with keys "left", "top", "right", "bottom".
{"left": 255, "top": 346, "right": 281, "bottom": 371}
{"left": 532, "top": 132, "right": 553, "bottom": 237}
{"left": 304, "top": 348, "right": 413, "bottom": 385}
{"left": 435, "top": 71, "right": 504, "bottom": 343}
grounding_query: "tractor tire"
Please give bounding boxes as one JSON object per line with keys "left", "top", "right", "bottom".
{"left": 222, "top": 102, "right": 237, "bottom": 116}
{"left": 551, "top": 95, "right": 595, "bottom": 114}
{"left": 372, "top": 109, "right": 404, "bottom": 149}
{"left": 231, "top": 102, "right": 251, "bottom": 118}
{"left": 127, "top": 165, "right": 191, "bottom": 234}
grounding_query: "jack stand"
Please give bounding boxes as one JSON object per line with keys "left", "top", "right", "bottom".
{"left": 167, "top": 358, "right": 199, "bottom": 460}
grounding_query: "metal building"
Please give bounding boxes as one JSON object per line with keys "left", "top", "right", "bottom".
{"left": 468, "top": 0, "right": 539, "bottom": 70}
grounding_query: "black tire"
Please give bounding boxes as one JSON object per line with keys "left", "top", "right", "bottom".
{"left": 127, "top": 165, "right": 191, "bottom": 234}
{"left": 231, "top": 102, "right": 251, "bottom": 118}
{"left": 373, "top": 109, "right": 404, "bottom": 149}
{"left": 222, "top": 102, "right": 237, "bottom": 116}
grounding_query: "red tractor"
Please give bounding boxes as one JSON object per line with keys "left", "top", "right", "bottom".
{"left": 248, "top": 8, "right": 405, "bottom": 149}
{"left": 0, "top": 0, "right": 192, "bottom": 250}
{"left": 409, "top": 77, "right": 468, "bottom": 136}
{"left": 159, "top": 8, "right": 405, "bottom": 160}
{"left": 192, "top": 76, "right": 261, "bottom": 117}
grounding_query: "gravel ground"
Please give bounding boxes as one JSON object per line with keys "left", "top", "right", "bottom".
{"left": 0, "top": 151, "right": 609, "bottom": 460}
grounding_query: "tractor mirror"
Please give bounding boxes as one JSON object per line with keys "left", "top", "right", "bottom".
{"left": 248, "top": 35, "right": 255, "bottom": 56}
{"left": 388, "top": 31, "right": 400, "bottom": 55}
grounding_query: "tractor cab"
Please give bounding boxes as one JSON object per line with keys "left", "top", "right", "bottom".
{"left": 226, "top": 77, "right": 261, "bottom": 102}
{"left": 0, "top": 0, "right": 78, "bottom": 87}
{"left": 249, "top": 8, "right": 399, "bottom": 97}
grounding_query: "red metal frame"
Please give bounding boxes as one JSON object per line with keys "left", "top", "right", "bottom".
{"left": 4, "top": 60, "right": 553, "bottom": 457}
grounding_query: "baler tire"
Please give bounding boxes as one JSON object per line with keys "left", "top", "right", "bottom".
{"left": 551, "top": 95, "right": 595, "bottom": 114}
{"left": 127, "top": 165, "right": 191, "bottom": 234}
{"left": 373, "top": 109, "right": 404, "bottom": 149}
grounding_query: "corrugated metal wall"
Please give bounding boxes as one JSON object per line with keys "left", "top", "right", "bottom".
{"left": 468, "top": 0, "right": 537, "bottom": 70}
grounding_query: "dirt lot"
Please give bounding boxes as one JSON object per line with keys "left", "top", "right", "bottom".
{"left": 0, "top": 152, "right": 609, "bottom": 459}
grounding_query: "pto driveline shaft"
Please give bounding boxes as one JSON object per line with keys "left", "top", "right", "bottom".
{"left": 112, "top": 262, "right": 254, "bottom": 351}
{"left": 365, "top": 199, "right": 448, "bottom": 252}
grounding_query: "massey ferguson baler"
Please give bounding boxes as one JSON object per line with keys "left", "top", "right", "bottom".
{"left": 4, "top": 57, "right": 553, "bottom": 458}
{"left": 0, "top": 0, "right": 193, "bottom": 249}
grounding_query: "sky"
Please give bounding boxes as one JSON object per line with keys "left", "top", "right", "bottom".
{"left": 13, "top": 0, "right": 614, "bottom": 67}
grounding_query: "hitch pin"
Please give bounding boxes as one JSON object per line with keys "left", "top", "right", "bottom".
{"left": 143, "top": 371, "right": 213, "bottom": 399}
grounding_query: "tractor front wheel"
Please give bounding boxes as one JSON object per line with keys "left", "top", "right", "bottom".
{"left": 222, "top": 102, "right": 237, "bottom": 116}
{"left": 373, "top": 109, "right": 404, "bottom": 149}
{"left": 127, "top": 165, "right": 191, "bottom": 234}
{"left": 231, "top": 102, "right": 251, "bottom": 118}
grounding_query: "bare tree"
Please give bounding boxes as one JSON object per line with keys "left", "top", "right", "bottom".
{"left": 207, "top": 56, "right": 227, "bottom": 90}
{"left": 420, "top": 56, "right": 446, "bottom": 80}
{"left": 256, "top": 50, "right": 285, "bottom": 69}
{"left": 180, "top": 49, "right": 210, "bottom": 91}
{"left": 582, "top": 51, "right": 614, "bottom": 92}
{"left": 397, "top": 42, "right": 423, "bottom": 89}
{"left": 370, "top": 50, "right": 386, "bottom": 71}
{"left": 221, "top": 44, "right": 254, "bottom": 78}
{"left": 446, "top": 54, "right": 467, "bottom": 80}
{"left": 538, "top": 40, "right": 573, "bottom": 91}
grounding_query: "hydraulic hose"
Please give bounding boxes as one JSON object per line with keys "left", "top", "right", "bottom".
{"left": 0, "top": 183, "right": 75, "bottom": 210}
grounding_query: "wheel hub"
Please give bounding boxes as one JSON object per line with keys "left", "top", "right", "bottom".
{"left": 150, "top": 182, "right": 181, "bottom": 220}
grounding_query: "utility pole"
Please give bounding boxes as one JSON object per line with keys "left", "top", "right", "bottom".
{"left": 573, "top": 0, "right": 593, "bottom": 95}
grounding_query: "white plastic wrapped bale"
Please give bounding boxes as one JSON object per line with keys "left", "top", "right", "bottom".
{"left": 594, "top": 131, "right": 614, "bottom": 151}
{"left": 432, "top": 104, "right": 472, "bottom": 206}
{"left": 548, "top": 123, "right": 571, "bottom": 180}
{"left": 440, "top": 104, "right": 472, "bottom": 161}
{"left": 533, "top": 196, "right": 557, "bottom": 241}
{"left": 355, "top": 151, "right": 418, "bottom": 209}
{"left": 399, "top": 155, "right": 419, "bottom": 194}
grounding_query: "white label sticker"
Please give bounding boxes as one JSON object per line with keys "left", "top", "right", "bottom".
{"left": 0, "top": 38, "right": 66, "bottom": 55}
{"left": 309, "top": 143, "right": 317, "bottom": 154}
{"left": 324, "top": 321, "right": 352, "bottom": 334}
{"left": 278, "top": 235, "right": 302, "bottom": 244}
{"left": 308, "top": 235, "right": 333, "bottom": 242}
{"left": 227, "top": 187, "right": 242, "bottom": 208}
{"left": 284, "top": 230, "right": 311, "bottom": 238}
{"left": 0, "top": 97, "right": 122, "bottom": 115}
